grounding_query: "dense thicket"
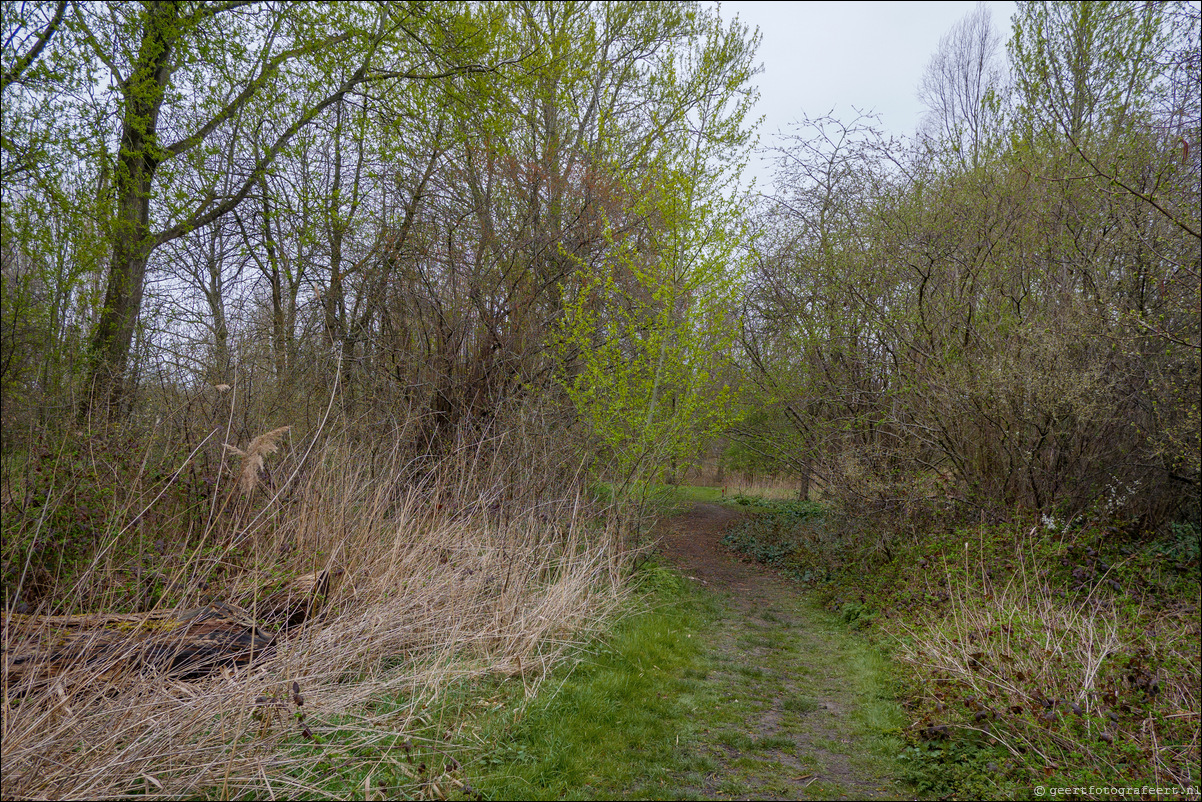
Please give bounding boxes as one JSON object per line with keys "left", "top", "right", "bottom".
{"left": 1, "top": 6, "right": 756, "bottom": 794}
{"left": 1, "top": 1, "right": 754, "bottom": 477}
{"left": 1, "top": 0, "right": 758, "bottom": 626}
{"left": 739, "top": 1, "right": 1199, "bottom": 534}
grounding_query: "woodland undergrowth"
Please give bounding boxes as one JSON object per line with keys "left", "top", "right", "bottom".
{"left": 723, "top": 480, "right": 1201, "bottom": 799}
{"left": 1, "top": 398, "right": 635, "bottom": 800}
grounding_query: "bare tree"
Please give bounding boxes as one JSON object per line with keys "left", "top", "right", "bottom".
{"left": 918, "top": 3, "right": 1006, "bottom": 169}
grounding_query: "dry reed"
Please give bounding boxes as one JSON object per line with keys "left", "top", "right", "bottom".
{"left": 2, "top": 421, "right": 631, "bottom": 799}
{"left": 224, "top": 426, "right": 292, "bottom": 495}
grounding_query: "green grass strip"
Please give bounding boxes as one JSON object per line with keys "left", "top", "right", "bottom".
{"left": 466, "top": 561, "right": 909, "bottom": 800}
{"left": 299, "top": 553, "right": 909, "bottom": 800}
{"left": 470, "top": 564, "right": 718, "bottom": 799}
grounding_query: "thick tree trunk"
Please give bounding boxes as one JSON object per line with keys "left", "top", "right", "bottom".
{"left": 83, "top": 3, "right": 176, "bottom": 419}
{"left": 90, "top": 227, "right": 152, "bottom": 415}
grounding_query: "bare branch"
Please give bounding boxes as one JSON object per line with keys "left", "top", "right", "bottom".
{"left": 1, "top": 0, "right": 68, "bottom": 93}
{"left": 154, "top": 63, "right": 368, "bottom": 246}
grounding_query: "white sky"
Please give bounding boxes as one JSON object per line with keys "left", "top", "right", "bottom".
{"left": 719, "top": 1, "right": 1017, "bottom": 190}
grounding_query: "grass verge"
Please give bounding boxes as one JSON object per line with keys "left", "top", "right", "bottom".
{"left": 331, "top": 552, "right": 911, "bottom": 800}
{"left": 465, "top": 562, "right": 717, "bottom": 799}
{"left": 272, "top": 561, "right": 714, "bottom": 800}
{"left": 722, "top": 495, "right": 1202, "bottom": 799}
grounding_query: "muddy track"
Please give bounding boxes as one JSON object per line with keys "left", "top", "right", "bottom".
{"left": 655, "top": 502, "right": 907, "bottom": 800}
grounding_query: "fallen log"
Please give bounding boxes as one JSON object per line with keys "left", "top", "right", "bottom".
{"left": 2, "top": 601, "right": 274, "bottom": 692}
{"left": 248, "top": 568, "right": 339, "bottom": 629}
{"left": 2, "top": 570, "right": 335, "bottom": 694}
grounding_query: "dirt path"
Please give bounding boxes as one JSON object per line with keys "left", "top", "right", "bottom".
{"left": 654, "top": 502, "right": 908, "bottom": 800}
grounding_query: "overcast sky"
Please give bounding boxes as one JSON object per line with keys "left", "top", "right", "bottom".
{"left": 719, "top": 1, "right": 1018, "bottom": 190}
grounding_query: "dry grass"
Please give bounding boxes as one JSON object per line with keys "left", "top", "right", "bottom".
{"left": 726, "top": 480, "right": 802, "bottom": 497}
{"left": 894, "top": 530, "right": 1201, "bottom": 789}
{"left": 717, "top": 476, "right": 808, "bottom": 501}
{"left": 2, "top": 417, "right": 631, "bottom": 799}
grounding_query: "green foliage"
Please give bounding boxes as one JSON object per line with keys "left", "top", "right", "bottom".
{"left": 838, "top": 601, "right": 877, "bottom": 631}
{"left": 736, "top": 4, "right": 1199, "bottom": 542}
{"left": 587, "top": 481, "right": 614, "bottom": 506}
{"left": 0, "top": 425, "right": 229, "bottom": 615}
{"left": 720, "top": 498, "right": 831, "bottom": 581}
{"left": 0, "top": 4, "right": 772, "bottom": 798}
{"left": 557, "top": 232, "right": 740, "bottom": 485}
{"left": 2, "top": 444, "right": 117, "bottom": 606}
{"left": 898, "top": 731, "right": 1011, "bottom": 800}
{"left": 719, "top": 409, "right": 810, "bottom": 478}
{"left": 0, "top": 161, "right": 104, "bottom": 433}
{"left": 1147, "top": 520, "right": 1201, "bottom": 565}
{"left": 555, "top": 204, "right": 746, "bottom": 498}
{"left": 553, "top": 6, "right": 757, "bottom": 498}
{"left": 635, "top": 561, "right": 685, "bottom": 596}
{"left": 746, "top": 71, "right": 1199, "bottom": 530}
{"left": 1009, "top": 1, "right": 1170, "bottom": 143}
{"left": 721, "top": 4, "right": 1198, "bottom": 796}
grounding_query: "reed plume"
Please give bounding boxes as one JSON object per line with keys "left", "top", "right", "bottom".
{"left": 224, "top": 426, "right": 291, "bottom": 494}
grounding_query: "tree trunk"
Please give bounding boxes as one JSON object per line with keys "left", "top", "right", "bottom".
{"left": 799, "top": 459, "right": 812, "bottom": 502}
{"left": 83, "top": 3, "right": 177, "bottom": 419}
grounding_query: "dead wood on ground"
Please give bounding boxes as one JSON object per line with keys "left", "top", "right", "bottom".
{"left": 2, "top": 570, "right": 334, "bottom": 694}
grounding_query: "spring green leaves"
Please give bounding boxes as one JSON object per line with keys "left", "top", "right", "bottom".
{"left": 556, "top": 171, "right": 746, "bottom": 490}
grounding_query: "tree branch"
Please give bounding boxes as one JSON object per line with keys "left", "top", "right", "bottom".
{"left": 154, "top": 64, "right": 368, "bottom": 247}
{"left": 1, "top": 0, "right": 68, "bottom": 93}
{"left": 163, "top": 30, "right": 356, "bottom": 159}
{"left": 1067, "top": 131, "right": 1201, "bottom": 240}
{"left": 183, "top": 0, "right": 257, "bottom": 25}
{"left": 71, "top": 1, "right": 127, "bottom": 84}
{"left": 362, "top": 62, "right": 497, "bottom": 82}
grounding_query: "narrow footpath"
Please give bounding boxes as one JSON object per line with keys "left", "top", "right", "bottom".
{"left": 652, "top": 502, "right": 909, "bottom": 800}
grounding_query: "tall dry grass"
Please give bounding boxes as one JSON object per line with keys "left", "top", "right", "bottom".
{"left": 721, "top": 475, "right": 809, "bottom": 501}
{"left": 893, "top": 530, "right": 1201, "bottom": 789}
{"left": 2, "top": 409, "right": 632, "bottom": 799}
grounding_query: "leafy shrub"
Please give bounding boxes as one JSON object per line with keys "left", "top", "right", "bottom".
{"left": 1147, "top": 521, "right": 1201, "bottom": 565}
{"left": 721, "top": 499, "right": 827, "bottom": 579}
{"left": 839, "top": 601, "right": 877, "bottom": 630}
{"left": 898, "top": 731, "right": 1010, "bottom": 800}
